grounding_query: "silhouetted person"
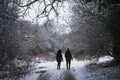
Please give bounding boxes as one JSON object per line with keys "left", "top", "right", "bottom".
{"left": 56, "top": 49, "right": 63, "bottom": 69}
{"left": 65, "top": 48, "right": 73, "bottom": 70}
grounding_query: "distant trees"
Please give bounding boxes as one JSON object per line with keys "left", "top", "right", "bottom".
{"left": 69, "top": 0, "right": 120, "bottom": 61}
{"left": 0, "top": 18, "right": 60, "bottom": 66}
{"left": 0, "top": 0, "right": 65, "bottom": 66}
{"left": 14, "top": 20, "right": 57, "bottom": 58}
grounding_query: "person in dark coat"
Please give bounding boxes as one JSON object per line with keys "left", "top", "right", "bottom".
{"left": 56, "top": 49, "right": 63, "bottom": 69}
{"left": 65, "top": 48, "right": 73, "bottom": 70}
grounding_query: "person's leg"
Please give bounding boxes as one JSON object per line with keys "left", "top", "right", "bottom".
{"left": 58, "top": 62, "right": 60, "bottom": 69}
{"left": 66, "top": 60, "right": 69, "bottom": 70}
{"left": 59, "top": 62, "right": 61, "bottom": 69}
{"left": 58, "top": 62, "right": 61, "bottom": 69}
{"left": 69, "top": 60, "right": 71, "bottom": 69}
{"left": 68, "top": 61, "right": 69, "bottom": 69}
{"left": 57, "top": 62, "right": 59, "bottom": 69}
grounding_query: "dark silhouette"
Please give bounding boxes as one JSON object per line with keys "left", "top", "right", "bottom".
{"left": 56, "top": 49, "right": 63, "bottom": 69}
{"left": 65, "top": 48, "right": 73, "bottom": 70}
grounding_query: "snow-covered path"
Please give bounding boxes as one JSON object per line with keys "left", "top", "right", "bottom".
{"left": 20, "top": 55, "right": 113, "bottom": 80}
{"left": 20, "top": 53, "right": 89, "bottom": 80}
{"left": 34, "top": 59, "right": 88, "bottom": 80}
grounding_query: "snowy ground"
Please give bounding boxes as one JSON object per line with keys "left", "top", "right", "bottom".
{"left": 19, "top": 55, "right": 115, "bottom": 80}
{"left": 35, "top": 59, "right": 89, "bottom": 80}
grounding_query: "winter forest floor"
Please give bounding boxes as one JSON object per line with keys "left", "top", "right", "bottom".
{"left": 16, "top": 54, "right": 120, "bottom": 80}
{"left": 1, "top": 54, "right": 120, "bottom": 80}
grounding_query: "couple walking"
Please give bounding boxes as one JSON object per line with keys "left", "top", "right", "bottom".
{"left": 56, "top": 48, "right": 73, "bottom": 70}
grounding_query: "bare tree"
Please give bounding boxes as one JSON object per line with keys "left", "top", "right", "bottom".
{"left": 16, "top": 0, "right": 65, "bottom": 20}
{"left": 66, "top": 0, "right": 112, "bottom": 59}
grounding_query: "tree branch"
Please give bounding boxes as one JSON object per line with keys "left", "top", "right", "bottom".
{"left": 16, "top": 0, "right": 39, "bottom": 7}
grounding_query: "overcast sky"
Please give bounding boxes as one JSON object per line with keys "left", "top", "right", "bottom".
{"left": 20, "top": 1, "right": 72, "bottom": 35}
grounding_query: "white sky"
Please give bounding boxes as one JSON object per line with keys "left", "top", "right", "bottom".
{"left": 20, "top": 1, "right": 72, "bottom": 35}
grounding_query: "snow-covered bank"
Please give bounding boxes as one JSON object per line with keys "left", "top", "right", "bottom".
{"left": 98, "top": 56, "right": 114, "bottom": 63}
